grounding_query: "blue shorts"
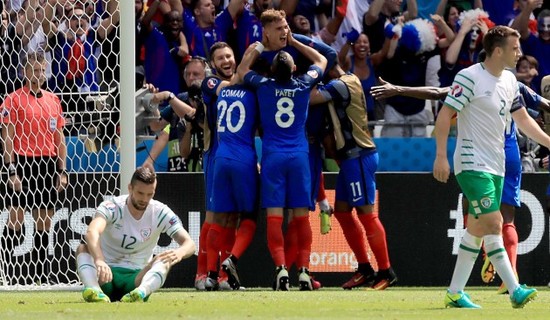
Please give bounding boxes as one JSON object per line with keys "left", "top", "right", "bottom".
{"left": 335, "top": 151, "right": 378, "bottom": 206}
{"left": 211, "top": 156, "right": 259, "bottom": 213}
{"left": 502, "top": 144, "right": 521, "bottom": 207}
{"left": 203, "top": 150, "right": 215, "bottom": 211}
{"left": 309, "top": 143, "right": 323, "bottom": 211}
{"left": 261, "top": 151, "right": 311, "bottom": 208}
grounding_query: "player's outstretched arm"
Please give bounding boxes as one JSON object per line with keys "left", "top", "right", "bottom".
{"left": 370, "top": 77, "right": 450, "bottom": 100}
{"left": 288, "top": 32, "right": 327, "bottom": 72}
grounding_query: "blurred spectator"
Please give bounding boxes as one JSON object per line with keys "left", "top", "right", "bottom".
{"left": 42, "top": 0, "right": 119, "bottom": 94}
{"left": 516, "top": 55, "right": 539, "bottom": 90}
{"left": 479, "top": 0, "right": 515, "bottom": 26}
{"left": 136, "top": 0, "right": 146, "bottom": 89}
{"left": 363, "top": 0, "right": 417, "bottom": 56}
{"left": 1, "top": 4, "right": 23, "bottom": 103}
{"left": 232, "top": 0, "right": 272, "bottom": 62}
{"left": 338, "top": 30, "right": 389, "bottom": 122}
{"left": 143, "top": 58, "right": 207, "bottom": 172}
{"left": 331, "top": 0, "right": 370, "bottom": 52}
{"left": 183, "top": 0, "right": 243, "bottom": 58}
{"left": 145, "top": 0, "right": 183, "bottom": 26}
{"left": 514, "top": 1, "right": 548, "bottom": 94}
{"left": 279, "top": 0, "right": 331, "bottom": 33}
{"left": 379, "top": 17, "right": 438, "bottom": 137}
{"left": 439, "top": 10, "right": 493, "bottom": 88}
{"left": 141, "top": 0, "right": 187, "bottom": 94}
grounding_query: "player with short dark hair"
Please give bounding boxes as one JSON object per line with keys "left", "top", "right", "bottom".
{"left": 236, "top": 31, "right": 327, "bottom": 290}
{"left": 75, "top": 167, "right": 196, "bottom": 302}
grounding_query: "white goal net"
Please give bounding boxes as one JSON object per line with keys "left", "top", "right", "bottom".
{"left": 0, "top": 0, "right": 120, "bottom": 289}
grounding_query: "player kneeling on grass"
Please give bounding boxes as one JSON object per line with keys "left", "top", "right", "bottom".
{"left": 75, "top": 167, "right": 196, "bottom": 302}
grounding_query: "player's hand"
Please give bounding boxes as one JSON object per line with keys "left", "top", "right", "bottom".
{"left": 156, "top": 250, "right": 181, "bottom": 267}
{"left": 543, "top": 156, "right": 549, "bottom": 169}
{"left": 433, "top": 155, "right": 450, "bottom": 183}
{"left": 370, "top": 77, "right": 398, "bottom": 100}
{"left": 8, "top": 175, "right": 22, "bottom": 192}
{"left": 286, "top": 31, "right": 295, "bottom": 47}
{"left": 95, "top": 259, "right": 112, "bottom": 285}
{"left": 56, "top": 171, "right": 68, "bottom": 192}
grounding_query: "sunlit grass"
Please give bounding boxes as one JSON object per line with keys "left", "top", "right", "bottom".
{"left": 0, "top": 287, "right": 547, "bottom": 319}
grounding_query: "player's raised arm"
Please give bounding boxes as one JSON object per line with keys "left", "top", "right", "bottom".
{"left": 287, "top": 32, "right": 327, "bottom": 72}
{"left": 236, "top": 42, "right": 263, "bottom": 81}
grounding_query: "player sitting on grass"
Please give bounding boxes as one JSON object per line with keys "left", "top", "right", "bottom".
{"left": 75, "top": 167, "right": 196, "bottom": 302}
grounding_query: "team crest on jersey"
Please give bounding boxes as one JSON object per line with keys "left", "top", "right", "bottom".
{"left": 207, "top": 78, "right": 218, "bottom": 89}
{"left": 49, "top": 117, "right": 57, "bottom": 132}
{"left": 307, "top": 69, "right": 319, "bottom": 79}
{"left": 140, "top": 228, "right": 152, "bottom": 241}
{"left": 0, "top": 107, "right": 9, "bottom": 118}
{"left": 168, "top": 216, "right": 179, "bottom": 226}
{"left": 480, "top": 197, "right": 492, "bottom": 209}
{"left": 103, "top": 201, "right": 116, "bottom": 213}
{"left": 451, "top": 84, "right": 463, "bottom": 98}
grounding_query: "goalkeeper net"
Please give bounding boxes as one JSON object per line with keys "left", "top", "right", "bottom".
{"left": 0, "top": 0, "right": 120, "bottom": 289}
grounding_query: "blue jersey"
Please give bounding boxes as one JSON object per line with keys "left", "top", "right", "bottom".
{"left": 258, "top": 34, "right": 336, "bottom": 75}
{"left": 143, "top": 28, "right": 182, "bottom": 94}
{"left": 202, "top": 76, "right": 226, "bottom": 152}
{"left": 235, "top": 10, "right": 263, "bottom": 62}
{"left": 243, "top": 65, "right": 323, "bottom": 154}
{"left": 215, "top": 85, "right": 259, "bottom": 163}
{"left": 183, "top": 8, "right": 234, "bottom": 58}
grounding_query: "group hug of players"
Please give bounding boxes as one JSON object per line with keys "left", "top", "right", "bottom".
{"left": 194, "top": 9, "right": 396, "bottom": 292}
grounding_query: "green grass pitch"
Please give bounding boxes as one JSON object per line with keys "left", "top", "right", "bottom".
{"left": 0, "top": 287, "right": 548, "bottom": 319}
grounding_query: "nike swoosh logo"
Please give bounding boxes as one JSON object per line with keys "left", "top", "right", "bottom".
{"left": 352, "top": 197, "right": 363, "bottom": 202}
{"left": 353, "top": 275, "right": 364, "bottom": 283}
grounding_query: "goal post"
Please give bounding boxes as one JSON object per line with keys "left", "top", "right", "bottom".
{"left": 0, "top": 0, "right": 134, "bottom": 289}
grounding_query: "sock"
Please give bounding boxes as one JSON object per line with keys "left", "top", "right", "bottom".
{"left": 76, "top": 253, "right": 100, "bottom": 289}
{"left": 231, "top": 219, "right": 256, "bottom": 259}
{"left": 219, "top": 226, "right": 236, "bottom": 278}
{"left": 502, "top": 223, "right": 518, "bottom": 272}
{"left": 484, "top": 234, "right": 519, "bottom": 294}
{"left": 357, "top": 213, "right": 390, "bottom": 270}
{"left": 448, "top": 231, "right": 482, "bottom": 294}
{"left": 284, "top": 219, "right": 298, "bottom": 269}
{"left": 267, "top": 216, "right": 285, "bottom": 266}
{"left": 333, "top": 212, "right": 370, "bottom": 263}
{"left": 138, "top": 260, "right": 168, "bottom": 296}
{"left": 294, "top": 215, "right": 313, "bottom": 269}
{"left": 196, "top": 222, "right": 211, "bottom": 276}
{"left": 317, "top": 174, "right": 327, "bottom": 202}
{"left": 206, "top": 224, "right": 223, "bottom": 274}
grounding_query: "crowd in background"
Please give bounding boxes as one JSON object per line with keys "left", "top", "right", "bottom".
{"left": 1, "top": 0, "right": 550, "bottom": 171}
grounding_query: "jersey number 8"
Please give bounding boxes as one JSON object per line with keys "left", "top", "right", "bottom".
{"left": 275, "top": 97, "right": 295, "bottom": 128}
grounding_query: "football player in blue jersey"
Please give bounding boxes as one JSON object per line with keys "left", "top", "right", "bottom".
{"left": 235, "top": 24, "right": 327, "bottom": 290}
{"left": 198, "top": 42, "right": 238, "bottom": 290}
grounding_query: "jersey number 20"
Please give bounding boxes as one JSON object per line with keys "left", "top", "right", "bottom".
{"left": 217, "top": 100, "right": 246, "bottom": 133}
